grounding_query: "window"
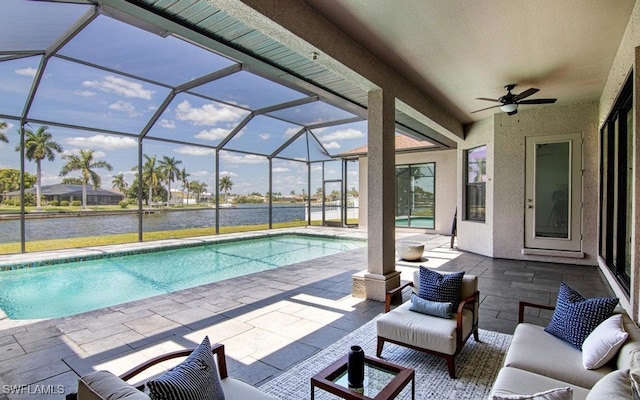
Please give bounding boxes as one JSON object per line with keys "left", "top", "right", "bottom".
{"left": 465, "top": 145, "right": 486, "bottom": 221}
{"left": 599, "top": 73, "right": 632, "bottom": 292}
{"left": 395, "top": 163, "right": 435, "bottom": 228}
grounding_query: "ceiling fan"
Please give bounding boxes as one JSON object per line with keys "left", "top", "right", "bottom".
{"left": 471, "top": 84, "right": 557, "bottom": 115}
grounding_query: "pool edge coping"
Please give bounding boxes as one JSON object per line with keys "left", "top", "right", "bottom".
{"left": 0, "top": 227, "right": 368, "bottom": 271}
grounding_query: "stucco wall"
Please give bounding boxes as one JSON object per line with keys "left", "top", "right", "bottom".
{"left": 597, "top": 0, "right": 640, "bottom": 319}
{"left": 599, "top": 0, "right": 640, "bottom": 126}
{"left": 358, "top": 148, "right": 457, "bottom": 235}
{"left": 457, "top": 117, "right": 494, "bottom": 257}
{"left": 491, "top": 102, "right": 599, "bottom": 265}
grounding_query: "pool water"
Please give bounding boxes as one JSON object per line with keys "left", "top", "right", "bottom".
{"left": 0, "top": 234, "right": 366, "bottom": 319}
{"left": 395, "top": 216, "right": 434, "bottom": 229}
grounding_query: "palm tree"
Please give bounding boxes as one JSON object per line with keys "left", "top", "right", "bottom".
{"left": 219, "top": 175, "right": 233, "bottom": 203}
{"left": 60, "top": 149, "right": 113, "bottom": 209}
{"left": 179, "top": 168, "right": 190, "bottom": 205}
{"left": 158, "top": 155, "right": 182, "bottom": 206}
{"left": 16, "top": 126, "right": 63, "bottom": 210}
{"left": 0, "top": 121, "right": 8, "bottom": 144}
{"left": 111, "top": 173, "right": 128, "bottom": 199}
{"left": 189, "top": 180, "right": 206, "bottom": 203}
{"left": 140, "top": 154, "right": 163, "bottom": 206}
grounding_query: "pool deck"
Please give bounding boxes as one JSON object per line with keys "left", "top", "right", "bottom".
{"left": 0, "top": 227, "right": 613, "bottom": 399}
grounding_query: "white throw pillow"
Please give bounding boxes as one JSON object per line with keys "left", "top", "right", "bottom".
{"left": 582, "top": 314, "right": 628, "bottom": 369}
{"left": 492, "top": 387, "right": 573, "bottom": 400}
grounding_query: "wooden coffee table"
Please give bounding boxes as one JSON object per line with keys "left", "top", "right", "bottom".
{"left": 310, "top": 354, "right": 415, "bottom": 400}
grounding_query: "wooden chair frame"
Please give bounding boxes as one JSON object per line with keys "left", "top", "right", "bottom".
{"left": 119, "top": 342, "right": 229, "bottom": 382}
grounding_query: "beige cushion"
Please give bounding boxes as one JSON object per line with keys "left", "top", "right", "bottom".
{"left": 377, "top": 301, "right": 474, "bottom": 355}
{"left": 614, "top": 310, "right": 640, "bottom": 371}
{"left": 221, "top": 378, "right": 279, "bottom": 400}
{"left": 504, "top": 323, "right": 612, "bottom": 389}
{"left": 78, "top": 371, "right": 278, "bottom": 400}
{"left": 491, "top": 367, "right": 590, "bottom": 400}
{"left": 78, "top": 371, "right": 149, "bottom": 400}
{"left": 585, "top": 369, "right": 634, "bottom": 400}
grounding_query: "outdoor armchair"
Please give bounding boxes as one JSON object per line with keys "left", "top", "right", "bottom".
{"left": 376, "top": 269, "right": 479, "bottom": 378}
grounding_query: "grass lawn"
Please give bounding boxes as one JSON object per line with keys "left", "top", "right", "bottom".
{"left": 0, "top": 218, "right": 358, "bottom": 254}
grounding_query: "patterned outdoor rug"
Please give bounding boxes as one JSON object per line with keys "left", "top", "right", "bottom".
{"left": 260, "top": 317, "right": 512, "bottom": 399}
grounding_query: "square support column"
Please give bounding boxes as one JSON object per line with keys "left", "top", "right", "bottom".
{"left": 353, "top": 89, "right": 400, "bottom": 301}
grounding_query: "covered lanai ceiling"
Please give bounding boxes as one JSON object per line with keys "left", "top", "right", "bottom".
{"left": 124, "top": 0, "right": 634, "bottom": 131}
{"left": 2, "top": 0, "right": 634, "bottom": 157}
{"left": 303, "top": 0, "right": 636, "bottom": 124}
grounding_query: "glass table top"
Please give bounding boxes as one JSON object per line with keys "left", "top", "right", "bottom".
{"left": 332, "top": 361, "right": 398, "bottom": 398}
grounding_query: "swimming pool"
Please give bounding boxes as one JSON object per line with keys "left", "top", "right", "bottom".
{"left": 0, "top": 234, "right": 366, "bottom": 320}
{"left": 395, "top": 216, "right": 434, "bottom": 229}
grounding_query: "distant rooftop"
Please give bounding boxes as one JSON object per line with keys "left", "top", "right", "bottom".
{"left": 338, "top": 134, "right": 436, "bottom": 158}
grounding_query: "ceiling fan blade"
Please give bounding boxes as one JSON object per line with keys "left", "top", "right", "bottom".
{"left": 518, "top": 98, "right": 557, "bottom": 105}
{"left": 513, "top": 88, "right": 539, "bottom": 101}
{"left": 476, "top": 97, "right": 501, "bottom": 103}
{"left": 470, "top": 104, "right": 502, "bottom": 113}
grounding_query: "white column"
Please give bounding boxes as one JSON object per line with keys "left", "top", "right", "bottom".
{"left": 353, "top": 89, "right": 400, "bottom": 301}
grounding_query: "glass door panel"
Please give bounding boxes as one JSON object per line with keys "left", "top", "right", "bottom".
{"left": 395, "top": 163, "right": 435, "bottom": 229}
{"left": 534, "top": 142, "right": 570, "bottom": 239}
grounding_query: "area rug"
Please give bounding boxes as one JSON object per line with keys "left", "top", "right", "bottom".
{"left": 260, "top": 317, "right": 512, "bottom": 399}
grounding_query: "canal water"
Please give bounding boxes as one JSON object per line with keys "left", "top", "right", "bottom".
{"left": 0, "top": 204, "right": 306, "bottom": 244}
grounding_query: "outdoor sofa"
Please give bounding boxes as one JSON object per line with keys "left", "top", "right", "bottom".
{"left": 490, "top": 299, "right": 640, "bottom": 399}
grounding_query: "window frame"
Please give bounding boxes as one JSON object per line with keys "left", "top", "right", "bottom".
{"left": 599, "top": 72, "right": 632, "bottom": 292}
{"left": 465, "top": 145, "right": 487, "bottom": 222}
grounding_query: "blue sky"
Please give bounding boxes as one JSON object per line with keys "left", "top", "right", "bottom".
{"left": 0, "top": 0, "right": 365, "bottom": 196}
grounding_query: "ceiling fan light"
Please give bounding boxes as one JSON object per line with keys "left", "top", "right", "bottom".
{"left": 500, "top": 103, "right": 518, "bottom": 113}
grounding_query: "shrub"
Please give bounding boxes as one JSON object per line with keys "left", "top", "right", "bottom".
{"left": 23, "top": 193, "right": 36, "bottom": 207}
{"left": 71, "top": 201, "right": 81, "bottom": 207}
{"left": 50, "top": 200, "right": 59, "bottom": 206}
{"left": 60, "top": 201, "right": 70, "bottom": 206}
{"left": 119, "top": 200, "right": 128, "bottom": 209}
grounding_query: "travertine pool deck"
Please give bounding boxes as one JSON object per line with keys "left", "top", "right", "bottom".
{"left": 0, "top": 227, "right": 613, "bottom": 399}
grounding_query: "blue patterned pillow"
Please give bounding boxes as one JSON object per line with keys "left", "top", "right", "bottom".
{"left": 418, "top": 267, "right": 465, "bottom": 308}
{"left": 545, "top": 283, "right": 619, "bottom": 350}
{"left": 147, "top": 336, "right": 225, "bottom": 400}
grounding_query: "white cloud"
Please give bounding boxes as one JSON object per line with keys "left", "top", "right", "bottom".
{"left": 272, "top": 167, "right": 290, "bottom": 173}
{"left": 194, "top": 127, "right": 230, "bottom": 141}
{"left": 83, "top": 75, "right": 154, "bottom": 99}
{"left": 258, "top": 133, "right": 270, "bottom": 140}
{"left": 285, "top": 127, "right": 302, "bottom": 137}
{"left": 219, "top": 171, "right": 238, "bottom": 177}
{"left": 159, "top": 119, "right": 176, "bottom": 129}
{"left": 41, "top": 171, "right": 59, "bottom": 185}
{"left": 65, "top": 134, "right": 137, "bottom": 150}
{"left": 174, "top": 146, "right": 216, "bottom": 156}
{"left": 74, "top": 90, "right": 96, "bottom": 97}
{"left": 322, "top": 141, "right": 341, "bottom": 150}
{"left": 15, "top": 67, "right": 37, "bottom": 77}
{"left": 62, "top": 148, "right": 106, "bottom": 158}
{"left": 176, "top": 100, "right": 245, "bottom": 126}
{"left": 220, "top": 152, "right": 266, "bottom": 164}
{"left": 192, "top": 170, "right": 211, "bottom": 177}
{"left": 109, "top": 101, "right": 140, "bottom": 117}
{"left": 321, "top": 128, "right": 364, "bottom": 141}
